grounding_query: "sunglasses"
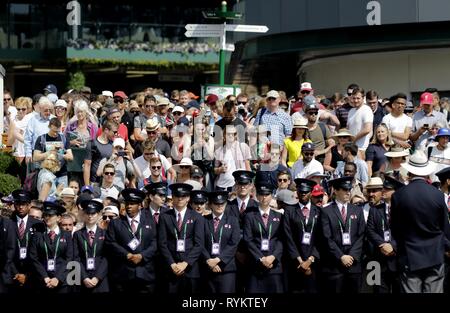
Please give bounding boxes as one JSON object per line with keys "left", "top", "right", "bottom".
{"left": 180, "top": 165, "right": 190, "bottom": 169}
{"left": 303, "top": 152, "right": 315, "bottom": 156}
{"left": 17, "top": 108, "right": 27, "bottom": 111}
{"left": 114, "top": 98, "right": 124, "bottom": 103}
{"left": 301, "top": 90, "right": 311, "bottom": 94}
{"left": 278, "top": 178, "right": 289, "bottom": 183}
{"left": 151, "top": 166, "right": 161, "bottom": 170}
{"left": 307, "top": 111, "right": 318, "bottom": 115}
{"left": 102, "top": 215, "right": 115, "bottom": 220}
{"left": 173, "top": 112, "right": 182, "bottom": 116}
{"left": 104, "top": 172, "right": 115, "bottom": 176}
{"left": 146, "top": 130, "right": 157, "bottom": 135}
{"left": 130, "top": 110, "right": 139, "bottom": 114}
{"left": 238, "top": 101, "right": 247, "bottom": 105}
{"left": 144, "top": 152, "right": 154, "bottom": 156}
{"left": 267, "top": 97, "right": 276, "bottom": 101}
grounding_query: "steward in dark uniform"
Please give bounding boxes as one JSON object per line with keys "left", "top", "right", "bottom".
{"left": 0, "top": 207, "right": 16, "bottom": 293}
{"left": 73, "top": 200, "right": 109, "bottom": 293}
{"left": 227, "top": 170, "right": 258, "bottom": 293}
{"left": 144, "top": 182, "right": 169, "bottom": 293}
{"left": 244, "top": 183, "right": 284, "bottom": 293}
{"left": 202, "top": 191, "right": 240, "bottom": 293}
{"left": 105, "top": 188, "right": 157, "bottom": 293}
{"left": 9, "top": 189, "right": 44, "bottom": 292}
{"left": 159, "top": 183, "right": 205, "bottom": 293}
{"left": 29, "top": 202, "right": 73, "bottom": 293}
{"left": 144, "top": 182, "right": 170, "bottom": 226}
{"left": 320, "top": 176, "right": 366, "bottom": 293}
{"left": 366, "top": 176, "right": 403, "bottom": 293}
{"left": 190, "top": 190, "right": 209, "bottom": 216}
{"left": 283, "top": 178, "right": 321, "bottom": 293}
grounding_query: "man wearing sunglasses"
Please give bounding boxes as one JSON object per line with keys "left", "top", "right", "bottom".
{"left": 113, "top": 91, "right": 134, "bottom": 140}
{"left": 292, "top": 142, "right": 324, "bottom": 179}
{"left": 290, "top": 82, "right": 313, "bottom": 115}
{"left": 133, "top": 95, "right": 159, "bottom": 145}
{"left": 99, "top": 163, "right": 122, "bottom": 201}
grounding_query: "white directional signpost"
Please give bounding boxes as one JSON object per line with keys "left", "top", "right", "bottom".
{"left": 185, "top": 1, "right": 269, "bottom": 85}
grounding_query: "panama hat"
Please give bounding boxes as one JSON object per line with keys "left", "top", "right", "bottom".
{"left": 384, "top": 147, "right": 410, "bottom": 158}
{"left": 401, "top": 150, "right": 436, "bottom": 177}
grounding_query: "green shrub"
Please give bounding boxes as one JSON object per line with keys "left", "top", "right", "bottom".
{"left": 0, "top": 173, "right": 21, "bottom": 195}
{"left": 0, "top": 152, "right": 19, "bottom": 175}
{"left": 67, "top": 70, "right": 86, "bottom": 91}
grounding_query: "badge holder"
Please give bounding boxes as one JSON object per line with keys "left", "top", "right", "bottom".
{"left": 302, "top": 232, "right": 312, "bottom": 245}
{"left": 384, "top": 230, "right": 391, "bottom": 242}
{"left": 342, "top": 232, "right": 351, "bottom": 246}
{"left": 177, "top": 239, "right": 185, "bottom": 252}
{"left": 127, "top": 238, "right": 140, "bottom": 251}
{"left": 19, "top": 247, "right": 27, "bottom": 260}
{"left": 87, "top": 258, "right": 95, "bottom": 270}
{"left": 261, "top": 239, "right": 270, "bottom": 251}
{"left": 47, "top": 259, "right": 55, "bottom": 272}
{"left": 212, "top": 243, "right": 220, "bottom": 255}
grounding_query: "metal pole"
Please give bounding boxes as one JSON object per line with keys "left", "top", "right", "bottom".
{"left": 219, "top": 1, "right": 227, "bottom": 85}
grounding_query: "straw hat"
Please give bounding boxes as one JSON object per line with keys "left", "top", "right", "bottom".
{"left": 292, "top": 117, "right": 308, "bottom": 129}
{"left": 384, "top": 147, "right": 410, "bottom": 158}
{"left": 365, "top": 177, "right": 384, "bottom": 189}
{"left": 333, "top": 128, "right": 355, "bottom": 140}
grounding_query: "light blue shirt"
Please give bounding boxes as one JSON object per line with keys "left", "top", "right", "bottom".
{"left": 253, "top": 108, "right": 293, "bottom": 145}
{"left": 24, "top": 113, "right": 54, "bottom": 157}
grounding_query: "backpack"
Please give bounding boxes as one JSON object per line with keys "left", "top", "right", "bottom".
{"left": 23, "top": 163, "right": 39, "bottom": 199}
{"left": 254, "top": 107, "right": 267, "bottom": 126}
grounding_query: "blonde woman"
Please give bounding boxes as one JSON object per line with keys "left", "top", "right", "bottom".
{"left": 65, "top": 99, "right": 98, "bottom": 147}
{"left": 365, "top": 124, "right": 393, "bottom": 177}
{"left": 37, "top": 153, "right": 63, "bottom": 201}
{"left": 8, "top": 97, "right": 33, "bottom": 163}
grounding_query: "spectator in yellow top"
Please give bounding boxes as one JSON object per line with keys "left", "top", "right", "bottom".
{"left": 281, "top": 117, "right": 312, "bottom": 168}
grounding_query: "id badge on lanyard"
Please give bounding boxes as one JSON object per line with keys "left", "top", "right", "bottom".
{"left": 342, "top": 233, "right": 351, "bottom": 246}
{"left": 87, "top": 258, "right": 95, "bottom": 270}
{"left": 384, "top": 230, "right": 391, "bottom": 242}
{"left": 302, "top": 232, "right": 312, "bottom": 245}
{"left": 177, "top": 239, "right": 185, "bottom": 252}
{"left": 128, "top": 238, "right": 140, "bottom": 251}
{"left": 19, "top": 247, "right": 27, "bottom": 260}
{"left": 261, "top": 239, "right": 270, "bottom": 251}
{"left": 47, "top": 259, "right": 55, "bottom": 272}
{"left": 212, "top": 243, "right": 220, "bottom": 255}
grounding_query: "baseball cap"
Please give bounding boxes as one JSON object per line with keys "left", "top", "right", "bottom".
{"left": 44, "top": 84, "right": 57, "bottom": 95}
{"left": 55, "top": 99, "right": 67, "bottom": 108}
{"left": 102, "top": 90, "right": 113, "bottom": 97}
{"left": 114, "top": 91, "right": 128, "bottom": 99}
{"left": 311, "top": 184, "right": 324, "bottom": 197}
{"left": 206, "top": 94, "right": 219, "bottom": 105}
{"left": 300, "top": 82, "right": 312, "bottom": 91}
{"left": 172, "top": 106, "right": 185, "bottom": 114}
{"left": 303, "top": 95, "right": 317, "bottom": 109}
{"left": 266, "top": 90, "right": 280, "bottom": 98}
{"left": 420, "top": 92, "right": 434, "bottom": 105}
{"left": 81, "top": 185, "right": 94, "bottom": 194}
{"left": 113, "top": 137, "right": 125, "bottom": 149}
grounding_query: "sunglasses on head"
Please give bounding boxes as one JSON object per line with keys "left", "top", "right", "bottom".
{"left": 104, "top": 172, "right": 115, "bottom": 176}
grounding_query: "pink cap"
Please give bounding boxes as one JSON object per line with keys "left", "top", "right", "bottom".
{"left": 113, "top": 91, "right": 128, "bottom": 99}
{"left": 420, "top": 92, "right": 434, "bottom": 105}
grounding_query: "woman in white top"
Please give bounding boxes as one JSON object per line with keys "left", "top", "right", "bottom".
{"left": 8, "top": 97, "right": 33, "bottom": 162}
{"left": 214, "top": 125, "right": 251, "bottom": 191}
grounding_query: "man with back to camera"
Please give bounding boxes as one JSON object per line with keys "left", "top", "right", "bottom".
{"left": 390, "top": 150, "right": 450, "bottom": 293}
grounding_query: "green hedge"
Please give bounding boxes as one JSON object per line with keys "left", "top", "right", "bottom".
{"left": 0, "top": 173, "right": 21, "bottom": 195}
{"left": 0, "top": 152, "right": 19, "bottom": 175}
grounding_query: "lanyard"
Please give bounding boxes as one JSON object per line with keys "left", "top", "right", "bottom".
{"left": 381, "top": 218, "right": 385, "bottom": 233}
{"left": 338, "top": 218, "right": 352, "bottom": 234}
{"left": 258, "top": 222, "right": 272, "bottom": 240}
{"left": 211, "top": 226, "right": 223, "bottom": 245}
{"left": 83, "top": 240, "right": 97, "bottom": 259}
{"left": 17, "top": 232, "right": 29, "bottom": 249}
{"left": 44, "top": 234, "right": 61, "bottom": 261}
{"left": 128, "top": 224, "right": 143, "bottom": 242}
{"left": 300, "top": 216, "right": 315, "bottom": 234}
{"left": 174, "top": 222, "right": 188, "bottom": 241}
